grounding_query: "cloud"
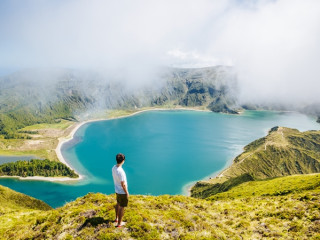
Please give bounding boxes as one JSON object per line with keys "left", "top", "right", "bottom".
{"left": 166, "top": 49, "right": 233, "bottom": 68}
{"left": 0, "top": 0, "right": 221, "bottom": 69}
{"left": 0, "top": 0, "right": 319, "bottom": 106}
{"left": 205, "top": 0, "right": 320, "bottom": 105}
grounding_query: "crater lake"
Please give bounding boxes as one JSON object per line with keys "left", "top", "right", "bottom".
{"left": 0, "top": 110, "right": 319, "bottom": 208}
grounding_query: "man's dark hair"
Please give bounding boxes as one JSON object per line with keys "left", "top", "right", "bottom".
{"left": 116, "top": 153, "right": 125, "bottom": 164}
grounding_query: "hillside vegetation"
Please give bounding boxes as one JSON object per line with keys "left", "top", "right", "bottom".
{"left": 1, "top": 67, "right": 319, "bottom": 140}
{"left": 0, "top": 173, "right": 319, "bottom": 239}
{"left": 0, "top": 67, "right": 239, "bottom": 177}
{"left": 191, "top": 127, "right": 320, "bottom": 198}
{"left": 0, "top": 126, "right": 320, "bottom": 239}
{"left": 0, "top": 159, "right": 78, "bottom": 178}
{"left": 0, "top": 184, "right": 51, "bottom": 212}
{"left": 0, "top": 185, "right": 51, "bottom": 236}
{"left": 0, "top": 67, "right": 238, "bottom": 138}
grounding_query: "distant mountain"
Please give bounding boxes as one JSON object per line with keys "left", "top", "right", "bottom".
{"left": 153, "top": 66, "right": 238, "bottom": 113}
{"left": 0, "top": 67, "right": 238, "bottom": 138}
{"left": 0, "top": 69, "right": 93, "bottom": 138}
{"left": 191, "top": 127, "right": 320, "bottom": 198}
{"left": 1, "top": 66, "right": 318, "bottom": 139}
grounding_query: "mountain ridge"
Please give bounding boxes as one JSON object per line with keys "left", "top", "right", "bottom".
{"left": 191, "top": 126, "right": 320, "bottom": 199}
{"left": 0, "top": 66, "right": 238, "bottom": 138}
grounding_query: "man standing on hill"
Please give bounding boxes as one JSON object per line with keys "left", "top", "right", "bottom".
{"left": 112, "top": 153, "right": 129, "bottom": 228}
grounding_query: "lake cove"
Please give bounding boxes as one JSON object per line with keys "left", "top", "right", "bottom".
{"left": 0, "top": 110, "right": 319, "bottom": 208}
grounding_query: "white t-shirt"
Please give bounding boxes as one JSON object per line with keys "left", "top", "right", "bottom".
{"left": 112, "top": 165, "right": 128, "bottom": 194}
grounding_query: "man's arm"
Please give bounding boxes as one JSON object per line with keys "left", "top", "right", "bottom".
{"left": 121, "top": 181, "right": 129, "bottom": 196}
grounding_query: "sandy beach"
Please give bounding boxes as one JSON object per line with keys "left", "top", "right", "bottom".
{"left": 54, "top": 107, "right": 211, "bottom": 182}
{"left": 0, "top": 107, "right": 229, "bottom": 184}
{"left": 0, "top": 175, "right": 82, "bottom": 182}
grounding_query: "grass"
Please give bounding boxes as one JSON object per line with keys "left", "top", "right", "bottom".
{"left": 0, "top": 149, "right": 49, "bottom": 159}
{"left": 0, "top": 120, "right": 73, "bottom": 160}
{"left": 20, "top": 119, "right": 74, "bottom": 131}
{"left": 106, "top": 109, "right": 140, "bottom": 119}
{"left": 192, "top": 127, "right": 320, "bottom": 201}
{"left": 0, "top": 173, "right": 319, "bottom": 239}
{"left": 191, "top": 173, "right": 254, "bottom": 198}
{"left": 194, "top": 127, "right": 320, "bottom": 190}
{"left": 209, "top": 173, "right": 320, "bottom": 200}
{"left": 106, "top": 105, "right": 209, "bottom": 119}
{"left": 0, "top": 185, "right": 51, "bottom": 212}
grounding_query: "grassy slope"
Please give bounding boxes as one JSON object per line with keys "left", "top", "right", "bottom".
{"left": 191, "top": 127, "right": 320, "bottom": 198}
{"left": 224, "top": 127, "right": 320, "bottom": 179}
{"left": 0, "top": 185, "right": 51, "bottom": 236}
{"left": 0, "top": 173, "right": 319, "bottom": 239}
{"left": 0, "top": 185, "right": 51, "bottom": 211}
{"left": 20, "top": 120, "right": 75, "bottom": 131}
{"left": 209, "top": 173, "right": 320, "bottom": 200}
{"left": 0, "top": 119, "right": 74, "bottom": 160}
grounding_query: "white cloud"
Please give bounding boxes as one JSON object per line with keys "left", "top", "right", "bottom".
{"left": 166, "top": 49, "right": 233, "bottom": 68}
{"left": 0, "top": 0, "right": 320, "bottom": 106}
{"left": 205, "top": 0, "right": 320, "bottom": 105}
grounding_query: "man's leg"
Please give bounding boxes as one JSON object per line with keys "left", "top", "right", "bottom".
{"left": 114, "top": 203, "right": 119, "bottom": 222}
{"left": 117, "top": 206, "right": 125, "bottom": 226}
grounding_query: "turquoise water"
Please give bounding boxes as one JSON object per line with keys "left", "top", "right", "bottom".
{"left": 0, "top": 110, "right": 319, "bottom": 208}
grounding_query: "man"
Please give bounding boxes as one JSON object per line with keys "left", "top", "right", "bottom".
{"left": 112, "top": 153, "right": 129, "bottom": 228}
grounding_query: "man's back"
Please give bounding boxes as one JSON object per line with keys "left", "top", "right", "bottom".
{"left": 112, "top": 165, "right": 127, "bottom": 194}
{"left": 112, "top": 153, "right": 129, "bottom": 228}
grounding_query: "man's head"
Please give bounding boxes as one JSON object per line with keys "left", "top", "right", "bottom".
{"left": 116, "top": 153, "right": 125, "bottom": 164}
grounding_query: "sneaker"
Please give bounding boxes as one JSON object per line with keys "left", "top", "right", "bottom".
{"left": 115, "top": 222, "right": 126, "bottom": 228}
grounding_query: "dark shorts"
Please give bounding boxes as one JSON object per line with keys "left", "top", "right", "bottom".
{"left": 116, "top": 193, "right": 128, "bottom": 207}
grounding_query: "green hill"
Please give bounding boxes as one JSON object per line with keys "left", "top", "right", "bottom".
{"left": 191, "top": 127, "right": 320, "bottom": 198}
{"left": 0, "top": 185, "right": 51, "bottom": 236}
{"left": 0, "top": 67, "right": 238, "bottom": 138}
{"left": 1, "top": 125, "right": 320, "bottom": 239}
{"left": 1, "top": 68, "right": 319, "bottom": 140}
{"left": 0, "top": 184, "right": 51, "bottom": 211}
{"left": 0, "top": 173, "right": 319, "bottom": 239}
{"left": 0, "top": 67, "right": 239, "bottom": 177}
{"left": 0, "top": 69, "right": 93, "bottom": 138}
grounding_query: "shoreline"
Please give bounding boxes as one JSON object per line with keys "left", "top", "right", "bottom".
{"left": 54, "top": 107, "right": 212, "bottom": 182}
{"left": 0, "top": 175, "right": 82, "bottom": 182}
{"left": 1, "top": 108, "right": 306, "bottom": 185}
{"left": 183, "top": 163, "right": 232, "bottom": 197}
{"left": 0, "top": 106, "right": 211, "bottom": 183}
{"left": 1, "top": 108, "right": 316, "bottom": 190}
{"left": 184, "top": 112, "right": 320, "bottom": 196}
